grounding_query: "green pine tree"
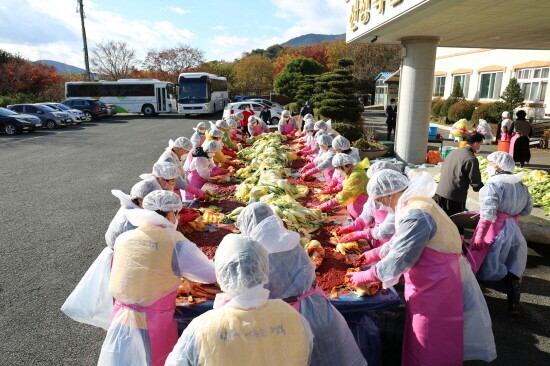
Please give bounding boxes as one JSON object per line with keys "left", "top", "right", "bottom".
{"left": 500, "top": 78, "right": 524, "bottom": 113}
{"left": 294, "top": 74, "right": 318, "bottom": 107}
{"left": 440, "top": 80, "right": 465, "bottom": 121}
{"left": 314, "top": 59, "right": 363, "bottom": 123}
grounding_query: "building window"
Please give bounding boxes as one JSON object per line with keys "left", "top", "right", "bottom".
{"left": 452, "top": 74, "right": 469, "bottom": 97}
{"left": 433, "top": 76, "right": 446, "bottom": 97}
{"left": 516, "top": 67, "right": 549, "bottom": 102}
{"left": 479, "top": 71, "right": 503, "bottom": 99}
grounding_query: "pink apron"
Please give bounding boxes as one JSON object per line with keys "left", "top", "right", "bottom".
{"left": 112, "top": 291, "right": 178, "bottom": 366}
{"left": 185, "top": 170, "right": 208, "bottom": 200}
{"left": 402, "top": 247, "right": 463, "bottom": 366}
{"left": 347, "top": 194, "right": 368, "bottom": 219}
{"left": 508, "top": 133, "right": 520, "bottom": 156}
{"left": 370, "top": 208, "right": 391, "bottom": 248}
{"left": 252, "top": 125, "right": 263, "bottom": 136}
{"left": 288, "top": 286, "right": 326, "bottom": 312}
{"left": 211, "top": 166, "right": 228, "bottom": 176}
{"left": 466, "top": 211, "right": 518, "bottom": 274}
{"left": 281, "top": 123, "right": 294, "bottom": 135}
{"left": 322, "top": 168, "right": 335, "bottom": 182}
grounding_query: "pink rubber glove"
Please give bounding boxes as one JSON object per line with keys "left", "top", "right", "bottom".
{"left": 339, "top": 229, "right": 372, "bottom": 243}
{"left": 345, "top": 266, "right": 380, "bottom": 287}
{"left": 335, "top": 218, "right": 366, "bottom": 235}
{"left": 318, "top": 198, "right": 339, "bottom": 212}
{"left": 304, "top": 167, "right": 320, "bottom": 176}
{"left": 472, "top": 218, "right": 492, "bottom": 251}
{"left": 300, "top": 162, "right": 315, "bottom": 173}
{"left": 185, "top": 184, "right": 205, "bottom": 200}
{"left": 355, "top": 247, "right": 383, "bottom": 266}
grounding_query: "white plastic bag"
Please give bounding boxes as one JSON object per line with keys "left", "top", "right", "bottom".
{"left": 61, "top": 247, "right": 114, "bottom": 330}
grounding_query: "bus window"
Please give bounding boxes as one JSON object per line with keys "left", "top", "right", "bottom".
{"left": 178, "top": 78, "right": 208, "bottom": 103}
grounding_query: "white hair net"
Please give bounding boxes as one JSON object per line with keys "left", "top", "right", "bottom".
{"left": 237, "top": 202, "right": 274, "bottom": 234}
{"left": 214, "top": 234, "right": 269, "bottom": 296}
{"left": 142, "top": 190, "right": 182, "bottom": 212}
{"left": 303, "top": 121, "right": 315, "bottom": 131}
{"left": 501, "top": 111, "right": 510, "bottom": 118}
{"left": 248, "top": 116, "right": 260, "bottom": 124}
{"left": 367, "top": 169, "right": 409, "bottom": 199}
{"left": 487, "top": 151, "right": 516, "bottom": 172}
{"left": 281, "top": 110, "right": 291, "bottom": 117}
{"left": 332, "top": 135, "right": 350, "bottom": 151}
{"left": 316, "top": 133, "right": 333, "bottom": 147}
{"left": 209, "top": 128, "right": 223, "bottom": 138}
{"left": 215, "top": 120, "right": 229, "bottom": 129}
{"left": 314, "top": 120, "right": 328, "bottom": 130}
{"left": 367, "top": 161, "right": 401, "bottom": 178}
{"left": 130, "top": 178, "right": 162, "bottom": 199}
{"left": 303, "top": 113, "right": 314, "bottom": 121}
{"left": 203, "top": 140, "right": 221, "bottom": 153}
{"left": 396, "top": 172, "right": 437, "bottom": 211}
{"left": 150, "top": 162, "right": 180, "bottom": 179}
{"left": 170, "top": 137, "right": 193, "bottom": 151}
{"left": 227, "top": 119, "right": 238, "bottom": 128}
{"left": 193, "top": 122, "right": 207, "bottom": 132}
{"left": 332, "top": 153, "right": 354, "bottom": 168}
{"left": 234, "top": 112, "right": 244, "bottom": 120}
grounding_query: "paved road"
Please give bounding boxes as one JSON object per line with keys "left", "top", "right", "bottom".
{"left": 0, "top": 114, "right": 548, "bottom": 365}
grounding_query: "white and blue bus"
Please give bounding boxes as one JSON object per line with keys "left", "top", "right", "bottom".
{"left": 177, "top": 72, "right": 229, "bottom": 115}
{"left": 65, "top": 79, "right": 177, "bottom": 116}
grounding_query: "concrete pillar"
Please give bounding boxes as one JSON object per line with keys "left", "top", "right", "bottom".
{"left": 395, "top": 36, "right": 440, "bottom": 164}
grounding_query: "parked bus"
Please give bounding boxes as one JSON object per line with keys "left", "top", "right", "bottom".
{"left": 177, "top": 73, "right": 229, "bottom": 115}
{"left": 65, "top": 79, "right": 177, "bottom": 116}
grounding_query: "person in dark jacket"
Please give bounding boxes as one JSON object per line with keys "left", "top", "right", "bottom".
{"left": 509, "top": 110, "right": 532, "bottom": 167}
{"left": 259, "top": 105, "right": 272, "bottom": 125}
{"left": 435, "top": 132, "right": 484, "bottom": 228}
{"left": 385, "top": 98, "right": 397, "bottom": 140}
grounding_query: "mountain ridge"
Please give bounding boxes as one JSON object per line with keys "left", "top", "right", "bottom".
{"left": 36, "top": 60, "right": 86, "bottom": 74}
{"left": 280, "top": 33, "right": 345, "bottom": 47}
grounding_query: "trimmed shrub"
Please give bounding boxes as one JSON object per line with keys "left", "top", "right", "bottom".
{"left": 331, "top": 122, "right": 363, "bottom": 142}
{"left": 431, "top": 98, "right": 445, "bottom": 117}
{"left": 0, "top": 93, "right": 39, "bottom": 108}
{"left": 471, "top": 102, "right": 509, "bottom": 124}
{"left": 286, "top": 102, "right": 300, "bottom": 115}
{"left": 354, "top": 138, "right": 386, "bottom": 151}
{"left": 447, "top": 100, "right": 480, "bottom": 122}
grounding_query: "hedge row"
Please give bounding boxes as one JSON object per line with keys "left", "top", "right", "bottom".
{"left": 431, "top": 99, "right": 510, "bottom": 124}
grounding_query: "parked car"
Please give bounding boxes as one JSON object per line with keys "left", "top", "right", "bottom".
{"left": 61, "top": 99, "right": 107, "bottom": 121}
{"left": 232, "top": 95, "right": 263, "bottom": 103}
{"left": 223, "top": 102, "right": 282, "bottom": 124}
{"left": 7, "top": 104, "right": 71, "bottom": 129}
{"left": 104, "top": 104, "right": 117, "bottom": 116}
{"left": 247, "top": 98, "right": 284, "bottom": 110}
{"left": 0, "top": 107, "right": 40, "bottom": 135}
{"left": 40, "top": 102, "right": 86, "bottom": 124}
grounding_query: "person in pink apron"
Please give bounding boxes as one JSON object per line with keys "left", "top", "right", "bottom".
{"left": 300, "top": 134, "right": 335, "bottom": 181}
{"left": 297, "top": 113, "right": 315, "bottom": 138}
{"left": 297, "top": 121, "right": 316, "bottom": 155}
{"left": 190, "top": 121, "right": 207, "bottom": 149}
{"left": 166, "top": 234, "right": 314, "bottom": 366}
{"left": 508, "top": 110, "right": 532, "bottom": 167}
{"left": 335, "top": 162, "right": 401, "bottom": 246}
{"left": 348, "top": 171, "right": 465, "bottom": 366}
{"left": 469, "top": 151, "right": 532, "bottom": 315}
{"left": 98, "top": 190, "right": 217, "bottom": 366}
{"left": 317, "top": 154, "right": 369, "bottom": 219}
{"left": 301, "top": 120, "right": 329, "bottom": 160}
{"left": 247, "top": 115, "right": 269, "bottom": 137}
{"left": 277, "top": 110, "right": 299, "bottom": 136}
{"left": 318, "top": 135, "right": 361, "bottom": 194}
{"left": 236, "top": 202, "right": 368, "bottom": 366}
{"left": 499, "top": 111, "right": 513, "bottom": 142}
{"left": 185, "top": 141, "right": 222, "bottom": 200}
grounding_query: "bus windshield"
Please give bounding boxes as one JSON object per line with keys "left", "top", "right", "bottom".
{"left": 178, "top": 78, "right": 208, "bottom": 103}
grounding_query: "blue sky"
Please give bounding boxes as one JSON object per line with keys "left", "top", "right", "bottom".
{"left": 0, "top": 0, "right": 347, "bottom": 69}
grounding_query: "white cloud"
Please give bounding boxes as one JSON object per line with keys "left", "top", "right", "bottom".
{"left": 207, "top": 35, "right": 285, "bottom": 61}
{"left": 0, "top": 0, "right": 195, "bottom": 68}
{"left": 168, "top": 7, "right": 190, "bottom": 15}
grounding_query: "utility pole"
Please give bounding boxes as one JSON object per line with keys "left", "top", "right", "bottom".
{"left": 77, "top": 0, "right": 91, "bottom": 81}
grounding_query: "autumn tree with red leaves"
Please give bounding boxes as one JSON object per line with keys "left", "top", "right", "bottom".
{"left": 142, "top": 44, "right": 205, "bottom": 83}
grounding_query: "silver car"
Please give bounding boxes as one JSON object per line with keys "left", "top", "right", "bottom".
{"left": 40, "top": 102, "right": 86, "bottom": 124}
{"left": 7, "top": 104, "right": 72, "bottom": 129}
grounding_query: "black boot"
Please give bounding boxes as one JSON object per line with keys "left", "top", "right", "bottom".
{"left": 504, "top": 273, "right": 521, "bottom": 315}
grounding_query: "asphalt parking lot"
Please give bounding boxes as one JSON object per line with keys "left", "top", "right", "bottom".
{"left": 0, "top": 114, "right": 549, "bottom": 365}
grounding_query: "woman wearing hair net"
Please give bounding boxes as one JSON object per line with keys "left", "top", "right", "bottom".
{"left": 165, "top": 234, "right": 314, "bottom": 366}
{"left": 235, "top": 203, "right": 367, "bottom": 366}
{"left": 278, "top": 110, "right": 299, "bottom": 136}
{"left": 226, "top": 117, "right": 246, "bottom": 143}
{"left": 299, "top": 134, "right": 336, "bottom": 181}
{"left": 140, "top": 161, "right": 181, "bottom": 192}
{"left": 213, "top": 119, "right": 238, "bottom": 152}
{"left": 190, "top": 122, "right": 207, "bottom": 149}
{"left": 206, "top": 125, "right": 238, "bottom": 161}
{"left": 347, "top": 170, "right": 496, "bottom": 365}
{"left": 98, "top": 190, "right": 216, "bottom": 366}
{"left": 157, "top": 137, "right": 206, "bottom": 200}
{"left": 297, "top": 121, "right": 316, "bottom": 149}
{"left": 475, "top": 119, "right": 494, "bottom": 144}
{"left": 185, "top": 141, "right": 224, "bottom": 200}
{"left": 319, "top": 135, "right": 361, "bottom": 194}
{"left": 248, "top": 115, "right": 269, "bottom": 137}
{"left": 469, "top": 151, "right": 532, "bottom": 315}
{"left": 298, "top": 121, "right": 327, "bottom": 158}
{"left": 61, "top": 179, "right": 163, "bottom": 330}
{"left": 202, "top": 128, "right": 234, "bottom": 172}
{"left": 316, "top": 153, "right": 370, "bottom": 219}
{"left": 335, "top": 162, "right": 401, "bottom": 247}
